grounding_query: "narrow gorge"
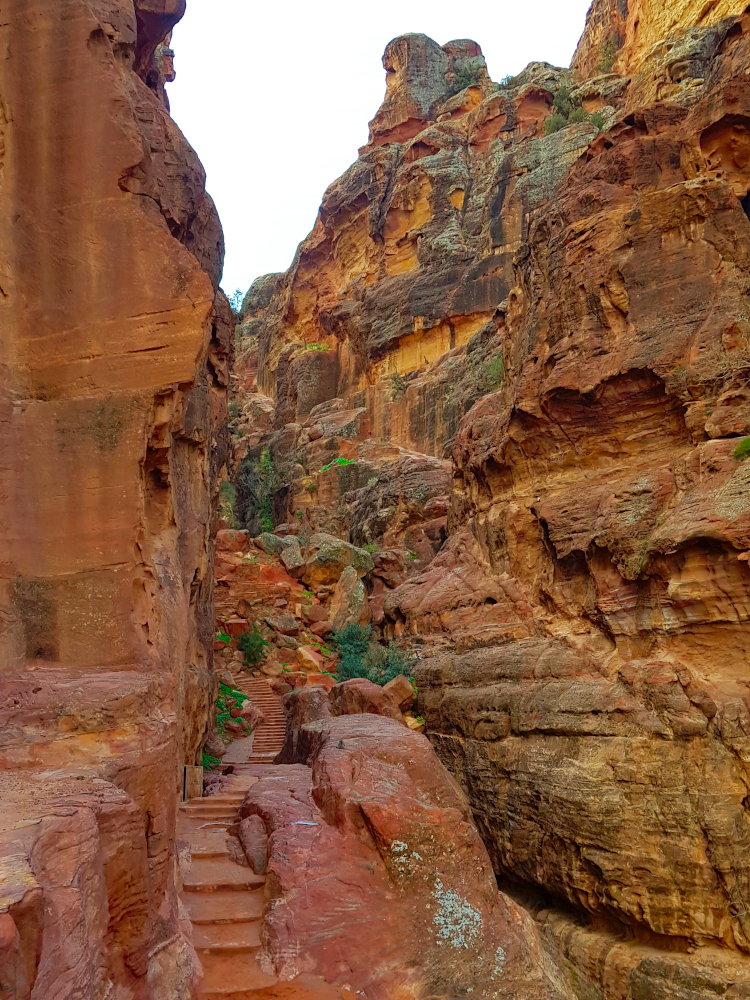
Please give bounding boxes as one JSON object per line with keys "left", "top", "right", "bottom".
{"left": 3, "top": 0, "right": 750, "bottom": 998}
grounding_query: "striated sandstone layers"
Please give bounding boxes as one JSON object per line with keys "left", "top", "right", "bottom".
{"left": 234, "top": 6, "right": 750, "bottom": 998}
{"left": 0, "top": 1, "right": 229, "bottom": 997}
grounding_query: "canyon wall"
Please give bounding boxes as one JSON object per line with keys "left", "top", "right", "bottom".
{"left": 234, "top": 3, "right": 750, "bottom": 996}
{"left": 0, "top": 1, "right": 230, "bottom": 996}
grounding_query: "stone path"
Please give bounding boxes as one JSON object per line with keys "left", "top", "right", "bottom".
{"left": 178, "top": 675, "right": 350, "bottom": 999}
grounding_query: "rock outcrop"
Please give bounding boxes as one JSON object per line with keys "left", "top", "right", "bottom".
{"left": 0, "top": 2, "right": 229, "bottom": 996}
{"left": 232, "top": 5, "right": 750, "bottom": 997}
{"left": 242, "top": 708, "right": 569, "bottom": 999}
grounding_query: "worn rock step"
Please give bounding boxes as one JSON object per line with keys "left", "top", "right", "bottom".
{"left": 185, "top": 889, "right": 265, "bottom": 924}
{"left": 193, "top": 920, "right": 262, "bottom": 952}
{"left": 199, "top": 951, "right": 277, "bottom": 993}
{"left": 183, "top": 859, "right": 265, "bottom": 892}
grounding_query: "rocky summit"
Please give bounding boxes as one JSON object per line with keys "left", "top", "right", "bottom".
{"left": 3, "top": 0, "right": 750, "bottom": 998}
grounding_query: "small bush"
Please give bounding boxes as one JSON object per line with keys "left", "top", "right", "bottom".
{"left": 484, "top": 351, "right": 505, "bottom": 390}
{"left": 597, "top": 38, "right": 618, "bottom": 74}
{"left": 320, "top": 457, "right": 356, "bottom": 473}
{"left": 202, "top": 751, "right": 221, "bottom": 770}
{"left": 498, "top": 74, "right": 518, "bottom": 88}
{"left": 733, "top": 437, "right": 750, "bottom": 461}
{"left": 450, "top": 62, "right": 484, "bottom": 95}
{"left": 362, "top": 542, "right": 379, "bottom": 555}
{"left": 237, "top": 626, "right": 269, "bottom": 665}
{"left": 331, "top": 624, "right": 415, "bottom": 687}
{"left": 389, "top": 372, "right": 407, "bottom": 401}
{"left": 544, "top": 113, "right": 568, "bottom": 135}
{"left": 305, "top": 342, "right": 329, "bottom": 352}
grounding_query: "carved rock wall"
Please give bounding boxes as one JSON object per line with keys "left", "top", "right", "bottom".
{"left": 0, "top": 2, "right": 229, "bottom": 996}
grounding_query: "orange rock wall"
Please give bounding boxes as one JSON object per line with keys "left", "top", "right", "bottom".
{"left": 0, "top": 1, "right": 229, "bottom": 996}
{"left": 236, "top": 13, "right": 750, "bottom": 1000}
{"left": 573, "top": 0, "right": 747, "bottom": 78}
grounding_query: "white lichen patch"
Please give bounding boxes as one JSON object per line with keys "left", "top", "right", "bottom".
{"left": 431, "top": 878, "right": 482, "bottom": 948}
{"left": 491, "top": 945, "right": 507, "bottom": 980}
{"left": 389, "top": 839, "right": 423, "bottom": 876}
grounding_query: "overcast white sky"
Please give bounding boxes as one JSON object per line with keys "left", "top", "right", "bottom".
{"left": 169, "top": 0, "right": 594, "bottom": 296}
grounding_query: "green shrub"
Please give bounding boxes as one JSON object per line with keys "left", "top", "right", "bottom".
{"left": 331, "top": 624, "right": 415, "bottom": 687}
{"left": 733, "top": 437, "right": 750, "bottom": 461}
{"left": 544, "top": 113, "right": 568, "bottom": 135}
{"left": 305, "top": 342, "right": 329, "bottom": 351}
{"left": 389, "top": 372, "right": 407, "bottom": 400}
{"left": 320, "top": 457, "right": 356, "bottom": 473}
{"left": 218, "top": 481, "right": 239, "bottom": 529}
{"left": 450, "top": 62, "right": 484, "bottom": 95}
{"left": 545, "top": 86, "right": 607, "bottom": 136}
{"left": 597, "top": 38, "right": 618, "bottom": 74}
{"left": 236, "top": 447, "right": 285, "bottom": 534}
{"left": 362, "top": 542, "right": 378, "bottom": 555}
{"left": 215, "top": 630, "right": 231, "bottom": 645}
{"left": 237, "top": 626, "right": 269, "bottom": 665}
{"left": 202, "top": 751, "right": 221, "bottom": 770}
{"left": 483, "top": 351, "right": 505, "bottom": 390}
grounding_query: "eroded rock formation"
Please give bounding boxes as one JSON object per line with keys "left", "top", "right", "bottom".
{"left": 0, "top": 1, "right": 229, "bottom": 996}
{"left": 231, "top": 2, "right": 750, "bottom": 996}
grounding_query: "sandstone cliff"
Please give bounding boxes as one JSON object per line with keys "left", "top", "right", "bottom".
{"left": 232, "top": 6, "right": 750, "bottom": 997}
{"left": 0, "top": 2, "right": 229, "bottom": 996}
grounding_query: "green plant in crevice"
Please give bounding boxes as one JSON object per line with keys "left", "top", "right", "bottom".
{"left": 362, "top": 542, "right": 379, "bottom": 555}
{"left": 331, "top": 623, "right": 416, "bottom": 687}
{"left": 733, "top": 437, "right": 750, "bottom": 461}
{"left": 236, "top": 446, "right": 286, "bottom": 534}
{"left": 237, "top": 625, "right": 269, "bottom": 665}
{"left": 449, "top": 62, "right": 485, "bottom": 95}
{"left": 202, "top": 751, "right": 221, "bottom": 770}
{"left": 483, "top": 351, "right": 505, "bottom": 390}
{"left": 544, "top": 85, "right": 607, "bottom": 136}
{"left": 389, "top": 372, "right": 407, "bottom": 401}
{"left": 218, "top": 481, "right": 239, "bottom": 529}
{"left": 597, "top": 37, "right": 618, "bottom": 74}
{"left": 320, "top": 456, "right": 357, "bottom": 473}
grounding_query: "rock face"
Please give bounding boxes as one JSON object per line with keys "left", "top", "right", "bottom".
{"left": 233, "top": 6, "right": 750, "bottom": 997}
{"left": 242, "top": 711, "right": 569, "bottom": 1000}
{"left": 0, "top": 2, "right": 228, "bottom": 996}
{"left": 572, "top": 0, "right": 747, "bottom": 78}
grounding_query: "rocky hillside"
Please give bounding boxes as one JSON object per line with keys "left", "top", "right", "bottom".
{"left": 0, "top": 2, "right": 230, "bottom": 995}
{"left": 229, "top": 2, "right": 750, "bottom": 997}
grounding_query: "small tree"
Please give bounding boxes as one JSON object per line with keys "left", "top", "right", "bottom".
{"left": 228, "top": 288, "right": 244, "bottom": 314}
{"left": 237, "top": 626, "right": 268, "bottom": 665}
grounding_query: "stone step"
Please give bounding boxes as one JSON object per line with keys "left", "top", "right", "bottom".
{"left": 183, "top": 859, "right": 265, "bottom": 892}
{"left": 193, "top": 920, "right": 261, "bottom": 952}
{"left": 198, "top": 951, "right": 277, "bottom": 993}
{"left": 185, "top": 889, "right": 265, "bottom": 924}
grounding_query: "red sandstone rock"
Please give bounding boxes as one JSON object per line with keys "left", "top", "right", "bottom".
{"left": 383, "top": 674, "right": 416, "bottom": 711}
{"left": 328, "top": 678, "right": 404, "bottom": 723}
{"left": 242, "top": 715, "right": 565, "bottom": 998}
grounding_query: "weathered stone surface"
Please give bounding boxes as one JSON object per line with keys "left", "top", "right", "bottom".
{"left": 242, "top": 715, "right": 568, "bottom": 999}
{"left": 275, "top": 686, "right": 332, "bottom": 765}
{"left": 0, "top": 0, "right": 227, "bottom": 995}
{"left": 328, "top": 678, "right": 404, "bottom": 722}
{"left": 301, "top": 533, "right": 375, "bottom": 587}
{"left": 383, "top": 674, "right": 416, "bottom": 711}
{"left": 328, "top": 565, "right": 369, "bottom": 631}
{"left": 232, "top": 10, "right": 750, "bottom": 994}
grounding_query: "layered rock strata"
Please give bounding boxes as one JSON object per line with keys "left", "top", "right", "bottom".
{"left": 0, "top": 2, "right": 229, "bottom": 996}
{"left": 233, "top": 5, "right": 750, "bottom": 997}
{"left": 241, "top": 698, "right": 570, "bottom": 999}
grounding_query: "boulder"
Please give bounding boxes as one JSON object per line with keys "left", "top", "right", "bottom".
{"left": 241, "top": 714, "right": 566, "bottom": 998}
{"left": 280, "top": 536, "right": 304, "bottom": 571}
{"left": 301, "top": 533, "right": 374, "bottom": 587}
{"left": 383, "top": 674, "right": 416, "bottom": 712}
{"left": 328, "top": 678, "right": 403, "bottom": 722}
{"left": 264, "top": 612, "right": 300, "bottom": 635}
{"left": 256, "top": 532, "right": 287, "bottom": 556}
{"left": 275, "top": 687, "right": 332, "bottom": 764}
{"left": 328, "top": 565, "right": 369, "bottom": 631}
